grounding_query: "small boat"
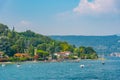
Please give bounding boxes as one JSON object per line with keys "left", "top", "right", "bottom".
{"left": 17, "top": 63, "right": 21, "bottom": 67}
{"left": 102, "top": 62, "right": 105, "bottom": 65}
{"left": 1, "top": 64, "right": 5, "bottom": 67}
{"left": 80, "top": 64, "right": 84, "bottom": 68}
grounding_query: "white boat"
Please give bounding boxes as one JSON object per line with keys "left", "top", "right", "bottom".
{"left": 102, "top": 61, "right": 105, "bottom": 65}
{"left": 17, "top": 63, "right": 21, "bottom": 67}
{"left": 80, "top": 64, "right": 84, "bottom": 68}
{"left": 1, "top": 64, "right": 5, "bottom": 67}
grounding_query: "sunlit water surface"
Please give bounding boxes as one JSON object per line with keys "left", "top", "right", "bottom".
{"left": 0, "top": 57, "right": 120, "bottom": 80}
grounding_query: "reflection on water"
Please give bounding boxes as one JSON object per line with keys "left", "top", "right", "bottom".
{"left": 0, "top": 57, "right": 120, "bottom": 80}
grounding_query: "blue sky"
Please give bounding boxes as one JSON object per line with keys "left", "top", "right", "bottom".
{"left": 0, "top": 0, "right": 120, "bottom": 35}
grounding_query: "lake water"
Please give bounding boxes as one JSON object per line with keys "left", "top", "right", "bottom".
{"left": 0, "top": 57, "right": 120, "bottom": 80}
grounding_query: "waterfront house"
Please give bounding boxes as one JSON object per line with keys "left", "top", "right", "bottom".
{"left": 54, "top": 51, "right": 71, "bottom": 59}
{"left": 14, "top": 53, "right": 30, "bottom": 58}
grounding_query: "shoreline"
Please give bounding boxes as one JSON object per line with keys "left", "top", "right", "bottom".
{"left": 0, "top": 58, "right": 101, "bottom": 64}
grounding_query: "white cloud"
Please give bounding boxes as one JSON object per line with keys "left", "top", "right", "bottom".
{"left": 73, "top": 0, "right": 119, "bottom": 14}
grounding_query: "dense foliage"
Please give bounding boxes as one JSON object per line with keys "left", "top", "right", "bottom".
{"left": 0, "top": 23, "right": 98, "bottom": 61}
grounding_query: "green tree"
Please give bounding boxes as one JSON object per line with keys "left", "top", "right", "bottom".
{"left": 0, "top": 36, "right": 12, "bottom": 56}
{"left": 0, "top": 23, "right": 9, "bottom": 36}
{"left": 37, "top": 50, "right": 49, "bottom": 60}
{"left": 0, "top": 23, "right": 98, "bottom": 60}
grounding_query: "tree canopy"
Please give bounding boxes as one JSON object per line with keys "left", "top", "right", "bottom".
{"left": 0, "top": 23, "right": 98, "bottom": 60}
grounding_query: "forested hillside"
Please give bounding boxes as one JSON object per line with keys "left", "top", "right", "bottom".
{"left": 0, "top": 23, "right": 98, "bottom": 61}
{"left": 51, "top": 35, "right": 120, "bottom": 54}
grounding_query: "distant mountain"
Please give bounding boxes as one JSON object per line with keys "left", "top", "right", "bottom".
{"left": 50, "top": 35, "right": 120, "bottom": 54}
